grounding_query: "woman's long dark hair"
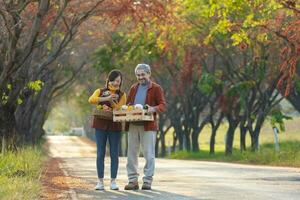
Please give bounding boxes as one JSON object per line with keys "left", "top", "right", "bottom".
{"left": 106, "top": 69, "right": 123, "bottom": 89}
{"left": 104, "top": 70, "right": 123, "bottom": 102}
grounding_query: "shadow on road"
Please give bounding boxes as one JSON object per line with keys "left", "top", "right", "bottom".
{"left": 45, "top": 136, "right": 300, "bottom": 200}
{"left": 73, "top": 188, "right": 211, "bottom": 200}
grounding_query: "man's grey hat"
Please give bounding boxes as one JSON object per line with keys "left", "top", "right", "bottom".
{"left": 135, "top": 63, "right": 151, "bottom": 74}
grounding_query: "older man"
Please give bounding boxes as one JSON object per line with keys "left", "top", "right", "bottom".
{"left": 124, "top": 63, "right": 166, "bottom": 190}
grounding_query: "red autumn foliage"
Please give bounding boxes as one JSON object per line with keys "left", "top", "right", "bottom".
{"left": 17, "top": 0, "right": 168, "bottom": 42}
{"left": 218, "top": 94, "right": 239, "bottom": 114}
{"left": 275, "top": 4, "right": 300, "bottom": 96}
{"left": 173, "top": 48, "right": 202, "bottom": 95}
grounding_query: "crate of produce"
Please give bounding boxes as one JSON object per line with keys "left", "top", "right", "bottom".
{"left": 92, "top": 105, "right": 113, "bottom": 120}
{"left": 113, "top": 108, "right": 154, "bottom": 122}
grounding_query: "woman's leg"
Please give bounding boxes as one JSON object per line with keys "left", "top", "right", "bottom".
{"left": 95, "top": 129, "right": 108, "bottom": 179}
{"left": 108, "top": 131, "right": 121, "bottom": 179}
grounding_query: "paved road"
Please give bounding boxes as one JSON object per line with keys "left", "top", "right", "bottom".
{"left": 46, "top": 135, "right": 300, "bottom": 200}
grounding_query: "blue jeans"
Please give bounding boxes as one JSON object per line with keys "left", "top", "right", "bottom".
{"left": 95, "top": 129, "right": 121, "bottom": 179}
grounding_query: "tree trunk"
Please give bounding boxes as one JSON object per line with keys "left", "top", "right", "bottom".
{"left": 0, "top": 103, "right": 19, "bottom": 151}
{"left": 250, "top": 114, "right": 265, "bottom": 151}
{"left": 225, "top": 128, "right": 235, "bottom": 156}
{"left": 240, "top": 126, "right": 247, "bottom": 151}
{"left": 155, "top": 133, "right": 160, "bottom": 157}
{"left": 287, "top": 89, "right": 300, "bottom": 113}
{"left": 225, "top": 115, "right": 239, "bottom": 156}
{"left": 209, "top": 113, "right": 224, "bottom": 155}
{"left": 15, "top": 98, "right": 36, "bottom": 144}
{"left": 184, "top": 132, "right": 191, "bottom": 151}
{"left": 158, "top": 115, "right": 167, "bottom": 157}
{"left": 210, "top": 128, "right": 217, "bottom": 155}
{"left": 160, "top": 131, "right": 166, "bottom": 157}
{"left": 1, "top": 135, "right": 6, "bottom": 154}
{"left": 191, "top": 131, "right": 199, "bottom": 152}
{"left": 176, "top": 130, "right": 184, "bottom": 150}
{"left": 239, "top": 115, "right": 247, "bottom": 151}
{"left": 172, "top": 131, "right": 177, "bottom": 152}
{"left": 15, "top": 77, "right": 53, "bottom": 145}
{"left": 29, "top": 108, "right": 48, "bottom": 143}
{"left": 251, "top": 134, "right": 259, "bottom": 151}
{"left": 191, "top": 119, "right": 209, "bottom": 152}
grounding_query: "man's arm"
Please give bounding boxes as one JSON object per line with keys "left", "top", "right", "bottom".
{"left": 154, "top": 85, "right": 167, "bottom": 113}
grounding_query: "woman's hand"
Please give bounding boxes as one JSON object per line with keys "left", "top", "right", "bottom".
{"left": 106, "top": 94, "right": 119, "bottom": 103}
{"left": 98, "top": 94, "right": 118, "bottom": 104}
{"left": 111, "top": 94, "right": 119, "bottom": 101}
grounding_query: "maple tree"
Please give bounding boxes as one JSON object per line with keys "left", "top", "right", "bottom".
{"left": 0, "top": 0, "right": 168, "bottom": 150}
{"left": 106, "top": 0, "right": 300, "bottom": 154}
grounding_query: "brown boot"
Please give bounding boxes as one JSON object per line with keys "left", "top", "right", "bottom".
{"left": 141, "top": 182, "right": 151, "bottom": 190}
{"left": 124, "top": 181, "right": 139, "bottom": 190}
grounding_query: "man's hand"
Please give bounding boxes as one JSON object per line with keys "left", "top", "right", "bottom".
{"left": 147, "top": 106, "right": 156, "bottom": 113}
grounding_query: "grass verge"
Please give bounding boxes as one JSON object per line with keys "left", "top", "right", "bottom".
{"left": 169, "top": 141, "right": 300, "bottom": 168}
{"left": 0, "top": 145, "right": 46, "bottom": 200}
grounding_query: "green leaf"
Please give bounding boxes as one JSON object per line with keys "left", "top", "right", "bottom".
{"left": 231, "top": 31, "right": 250, "bottom": 46}
{"left": 269, "top": 109, "right": 292, "bottom": 132}
{"left": 27, "top": 80, "right": 44, "bottom": 95}
{"left": 17, "top": 98, "right": 23, "bottom": 105}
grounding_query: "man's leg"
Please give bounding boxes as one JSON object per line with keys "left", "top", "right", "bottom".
{"left": 140, "top": 131, "right": 156, "bottom": 185}
{"left": 126, "top": 124, "right": 140, "bottom": 183}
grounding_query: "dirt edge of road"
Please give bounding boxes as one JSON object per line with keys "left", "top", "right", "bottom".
{"left": 40, "top": 139, "right": 93, "bottom": 200}
{"left": 40, "top": 157, "right": 71, "bottom": 200}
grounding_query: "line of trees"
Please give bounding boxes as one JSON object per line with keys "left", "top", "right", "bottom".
{"left": 90, "top": 0, "right": 300, "bottom": 156}
{"left": 1, "top": 1, "right": 298, "bottom": 157}
{"left": 0, "top": 0, "right": 168, "bottom": 152}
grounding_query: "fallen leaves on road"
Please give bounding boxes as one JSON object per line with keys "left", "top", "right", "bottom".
{"left": 40, "top": 158, "right": 70, "bottom": 200}
{"left": 40, "top": 157, "right": 92, "bottom": 200}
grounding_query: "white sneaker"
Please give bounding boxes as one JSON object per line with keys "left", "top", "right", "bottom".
{"left": 110, "top": 180, "right": 119, "bottom": 190}
{"left": 95, "top": 181, "right": 104, "bottom": 190}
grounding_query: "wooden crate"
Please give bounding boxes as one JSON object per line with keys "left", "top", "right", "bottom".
{"left": 113, "top": 109, "right": 154, "bottom": 122}
{"left": 92, "top": 109, "right": 113, "bottom": 120}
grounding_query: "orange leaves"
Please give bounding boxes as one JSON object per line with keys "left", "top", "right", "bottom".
{"left": 94, "top": 0, "right": 167, "bottom": 25}
{"left": 218, "top": 94, "right": 239, "bottom": 114}
{"left": 73, "top": 0, "right": 170, "bottom": 43}
{"left": 172, "top": 47, "right": 202, "bottom": 95}
{"left": 277, "top": 17, "right": 300, "bottom": 96}
{"left": 21, "top": 2, "right": 39, "bottom": 29}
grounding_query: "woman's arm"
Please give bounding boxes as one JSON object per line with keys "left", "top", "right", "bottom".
{"left": 112, "top": 93, "right": 127, "bottom": 109}
{"left": 88, "top": 89, "right": 113, "bottom": 105}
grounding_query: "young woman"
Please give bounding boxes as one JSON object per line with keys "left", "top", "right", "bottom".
{"left": 88, "top": 70, "right": 126, "bottom": 190}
